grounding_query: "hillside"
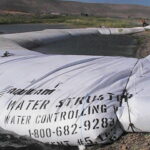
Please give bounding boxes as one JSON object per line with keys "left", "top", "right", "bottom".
{"left": 0, "top": 0, "right": 150, "bottom": 18}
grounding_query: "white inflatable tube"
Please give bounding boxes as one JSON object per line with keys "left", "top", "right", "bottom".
{"left": 0, "top": 27, "right": 145, "bottom": 56}
{"left": 144, "top": 25, "right": 150, "bottom": 30}
{"left": 117, "top": 55, "right": 150, "bottom": 132}
{"left": 0, "top": 26, "right": 149, "bottom": 147}
{"left": 0, "top": 54, "right": 137, "bottom": 146}
{"left": 0, "top": 37, "right": 41, "bottom": 56}
{"left": 0, "top": 27, "right": 145, "bottom": 45}
{"left": 98, "top": 27, "right": 145, "bottom": 35}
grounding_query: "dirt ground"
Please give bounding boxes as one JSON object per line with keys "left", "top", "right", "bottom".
{"left": 87, "top": 133, "right": 150, "bottom": 150}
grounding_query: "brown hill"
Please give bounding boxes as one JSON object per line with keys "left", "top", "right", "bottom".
{"left": 0, "top": 0, "right": 150, "bottom": 18}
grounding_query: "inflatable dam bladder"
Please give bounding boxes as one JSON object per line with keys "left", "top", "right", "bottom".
{"left": 0, "top": 26, "right": 150, "bottom": 149}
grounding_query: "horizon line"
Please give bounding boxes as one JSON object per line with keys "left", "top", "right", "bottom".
{"left": 63, "top": 0, "right": 150, "bottom": 7}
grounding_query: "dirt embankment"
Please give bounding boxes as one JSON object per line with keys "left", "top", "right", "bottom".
{"left": 87, "top": 133, "right": 150, "bottom": 150}
{"left": 134, "top": 30, "right": 150, "bottom": 58}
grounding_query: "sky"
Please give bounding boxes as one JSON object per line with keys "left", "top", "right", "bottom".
{"left": 65, "top": 0, "right": 150, "bottom": 6}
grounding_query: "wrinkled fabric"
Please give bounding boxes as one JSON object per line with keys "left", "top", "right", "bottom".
{"left": 0, "top": 55, "right": 137, "bottom": 145}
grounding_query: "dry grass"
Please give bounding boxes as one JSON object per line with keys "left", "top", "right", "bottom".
{"left": 0, "top": 14, "right": 139, "bottom": 28}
